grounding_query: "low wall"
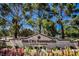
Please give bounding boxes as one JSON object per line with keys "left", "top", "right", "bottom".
{"left": 0, "top": 39, "right": 78, "bottom": 49}
{"left": 23, "top": 40, "right": 78, "bottom": 48}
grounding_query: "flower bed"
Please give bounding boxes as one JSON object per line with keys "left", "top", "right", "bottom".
{"left": 0, "top": 47, "right": 79, "bottom": 56}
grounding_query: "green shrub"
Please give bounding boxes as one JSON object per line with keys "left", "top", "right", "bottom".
{"left": 7, "top": 46, "right": 12, "bottom": 48}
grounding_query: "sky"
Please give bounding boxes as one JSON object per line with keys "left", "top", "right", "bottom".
{"left": 4, "top": 3, "right": 79, "bottom": 31}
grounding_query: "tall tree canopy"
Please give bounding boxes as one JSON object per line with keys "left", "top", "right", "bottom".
{"left": 0, "top": 3, "right": 79, "bottom": 39}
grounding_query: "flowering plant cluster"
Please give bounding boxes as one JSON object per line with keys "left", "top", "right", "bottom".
{"left": 0, "top": 47, "right": 79, "bottom": 56}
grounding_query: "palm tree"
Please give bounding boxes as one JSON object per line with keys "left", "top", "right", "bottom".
{"left": 0, "top": 18, "right": 7, "bottom": 39}
{"left": 12, "top": 16, "right": 21, "bottom": 38}
{"left": 24, "top": 4, "right": 50, "bottom": 34}
{"left": 51, "top": 3, "right": 79, "bottom": 39}
{"left": 0, "top": 4, "right": 28, "bottom": 38}
{"left": 25, "top": 4, "right": 57, "bottom": 36}
{"left": 71, "top": 16, "right": 79, "bottom": 35}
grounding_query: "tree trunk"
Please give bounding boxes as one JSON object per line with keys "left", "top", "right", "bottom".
{"left": 14, "top": 30, "right": 17, "bottom": 38}
{"left": 61, "top": 24, "right": 64, "bottom": 39}
{"left": 14, "top": 21, "right": 18, "bottom": 38}
{"left": 39, "top": 20, "right": 42, "bottom": 34}
{"left": 39, "top": 24, "right": 41, "bottom": 34}
{"left": 59, "top": 4, "right": 65, "bottom": 39}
